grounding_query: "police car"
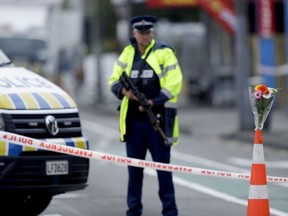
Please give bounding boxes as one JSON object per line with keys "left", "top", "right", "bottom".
{"left": 0, "top": 49, "right": 89, "bottom": 215}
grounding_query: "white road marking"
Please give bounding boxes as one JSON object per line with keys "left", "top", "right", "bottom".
{"left": 82, "top": 119, "right": 118, "bottom": 137}
{"left": 144, "top": 168, "right": 288, "bottom": 216}
{"left": 53, "top": 193, "right": 87, "bottom": 199}
{"left": 83, "top": 119, "right": 288, "bottom": 215}
{"left": 172, "top": 150, "right": 250, "bottom": 173}
{"left": 82, "top": 119, "right": 118, "bottom": 150}
{"left": 42, "top": 166, "right": 288, "bottom": 216}
{"left": 42, "top": 214, "right": 62, "bottom": 216}
{"left": 228, "top": 157, "right": 288, "bottom": 169}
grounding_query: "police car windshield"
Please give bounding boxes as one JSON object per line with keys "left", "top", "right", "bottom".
{"left": 0, "top": 49, "right": 12, "bottom": 67}
{"left": 0, "top": 37, "right": 46, "bottom": 60}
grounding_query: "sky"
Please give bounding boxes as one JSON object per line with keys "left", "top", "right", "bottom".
{"left": 0, "top": 4, "right": 47, "bottom": 32}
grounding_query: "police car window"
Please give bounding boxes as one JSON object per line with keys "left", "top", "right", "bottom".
{"left": 0, "top": 38, "right": 46, "bottom": 59}
{"left": 0, "top": 49, "right": 12, "bottom": 67}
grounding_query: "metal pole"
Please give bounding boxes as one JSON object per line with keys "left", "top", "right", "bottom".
{"left": 95, "top": 0, "right": 103, "bottom": 103}
{"left": 285, "top": 1, "right": 288, "bottom": 111}
{"left": 235, "top": 0, "right": 254, "bottom": 131}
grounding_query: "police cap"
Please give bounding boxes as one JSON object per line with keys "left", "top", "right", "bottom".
{"left": 130, "top": 15, "right": 157, "bottom": 31}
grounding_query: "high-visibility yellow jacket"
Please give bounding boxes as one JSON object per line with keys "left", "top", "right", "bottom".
{"left": 109, "top": 39, "right": 183, "bottom": 145}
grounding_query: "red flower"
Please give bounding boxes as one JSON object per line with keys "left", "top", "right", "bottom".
{"left": 255, "top": 84, "right": 269, "bottom": 94}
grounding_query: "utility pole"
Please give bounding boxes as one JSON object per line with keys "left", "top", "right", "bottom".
{"left": 95, "top": 0, "right": 103, "bottom": 103}
{"left": 285, "top": 0, "right": 288, "bottom": 112}
{"left": 235, "top": 0, "right": 254, "bottom": 131}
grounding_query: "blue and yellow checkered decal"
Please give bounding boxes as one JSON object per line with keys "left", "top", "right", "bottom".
{"left": 0, "top": 137, "right": 89, "bottom": 156}
{"left": 0, "top": 92, "right": 76, "bottom": 110}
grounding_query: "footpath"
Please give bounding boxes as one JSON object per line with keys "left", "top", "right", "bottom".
{"left": 178, "top": 106, "right": 288, "bottom": 150}
{"left": 82, "top": 102, "right": 288, "bottom": 150}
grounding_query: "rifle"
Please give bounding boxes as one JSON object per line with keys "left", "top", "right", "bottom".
{"left": 120, "top": 72, "right": 169, "bottom": 144}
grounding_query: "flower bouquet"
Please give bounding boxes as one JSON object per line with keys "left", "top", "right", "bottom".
{"left": 249, "top": 84, "right": 278, "bottom": 130}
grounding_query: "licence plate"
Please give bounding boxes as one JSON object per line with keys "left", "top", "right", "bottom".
{"left": 46, "top": 160, "right": 69, "bottom": 175}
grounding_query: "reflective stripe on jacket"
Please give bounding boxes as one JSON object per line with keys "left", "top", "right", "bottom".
{"left": 109, "top": 39, "right": 183, "bottom": 145}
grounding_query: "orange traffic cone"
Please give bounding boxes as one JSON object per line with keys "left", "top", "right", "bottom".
{"left": 247, "top": 129, "right": 270, "bottom": 216}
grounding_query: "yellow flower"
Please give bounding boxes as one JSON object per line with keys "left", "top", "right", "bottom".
{"left": 255, "top": 84, "right": 269, "bottom": 94}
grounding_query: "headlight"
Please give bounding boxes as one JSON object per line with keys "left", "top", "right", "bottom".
{"left": 0, "top": 114, "right": 6, "bottom": 131}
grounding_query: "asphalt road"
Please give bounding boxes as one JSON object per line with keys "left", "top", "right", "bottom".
{"left": 40, "top": 106, "right": 288, "bottom": 216}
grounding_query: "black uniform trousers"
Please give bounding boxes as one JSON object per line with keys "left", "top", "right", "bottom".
{"left": 125, "top": 113, "right": 178, "bottom": 216}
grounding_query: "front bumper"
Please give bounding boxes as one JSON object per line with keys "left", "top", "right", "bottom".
{"left": 0, "top": 151, "right": 89, "bottom": 194}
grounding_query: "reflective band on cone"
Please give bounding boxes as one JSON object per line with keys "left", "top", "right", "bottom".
{"left": 248, "top": 185, "right": 268, "bottom": 199}
{"left": 247, "top": 130, "right": 270, "bottom": 216}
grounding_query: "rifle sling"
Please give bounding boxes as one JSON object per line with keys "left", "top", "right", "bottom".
{"left": 138, "top": 46, "right": 154, "bottom": 77}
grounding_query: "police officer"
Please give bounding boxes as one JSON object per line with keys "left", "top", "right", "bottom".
{"left": 109, "top": 15, "right": 182, "bottom": 216}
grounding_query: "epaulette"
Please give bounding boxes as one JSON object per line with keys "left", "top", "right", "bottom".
{"left": 154, "top": 41, "right": 175, "bottom": 52}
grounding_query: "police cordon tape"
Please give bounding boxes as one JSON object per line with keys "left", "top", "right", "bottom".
{"left": 1, "top": 130, "right": 288, "bottom": 183}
